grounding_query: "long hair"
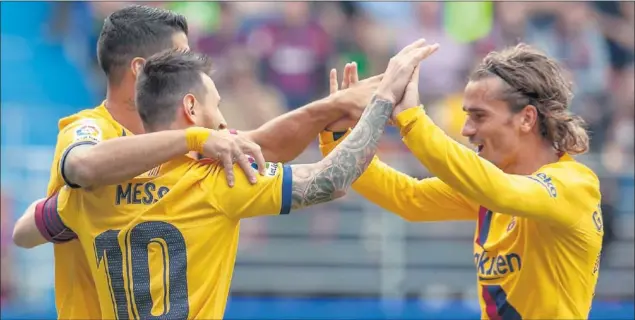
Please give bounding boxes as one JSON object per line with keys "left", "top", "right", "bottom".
{"left": 470, "top": 44, "right": 589, "bottom": 155}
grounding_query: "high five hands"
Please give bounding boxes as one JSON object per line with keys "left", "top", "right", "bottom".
{"left": 328, "top": 39, "right": 439, "bottom": 130}
{"left": 376, "top": 39, "right": 439, "bottom": 118}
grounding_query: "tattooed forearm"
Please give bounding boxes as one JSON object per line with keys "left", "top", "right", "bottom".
{"left": 289, "top": 95, "right": 394, "bottom": 209}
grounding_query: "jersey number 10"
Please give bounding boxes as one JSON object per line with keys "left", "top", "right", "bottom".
{"left": 94, "top": 221, "right": 189, "bottom": 320}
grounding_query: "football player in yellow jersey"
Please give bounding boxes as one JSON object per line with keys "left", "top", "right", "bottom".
{"left": 12, "top": 5, "right": 381, "bottom": 319}
{"left": 321, "top": 44, "right": 603, "bottom": 319}
{"left": 20, "top": 42, "right": 438, "bottom": 319}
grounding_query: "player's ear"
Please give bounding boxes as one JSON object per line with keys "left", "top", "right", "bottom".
{"left": 519, "top": 104, "right": 538, "bottom": 134}
{"left": 130, "top": 57, "right": 146, "bottom": 78}
{"left": 182, "top": 94, "right": 197, "bottom": 125}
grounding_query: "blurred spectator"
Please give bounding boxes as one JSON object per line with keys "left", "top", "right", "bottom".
{"left": 322, "top": 3, "right": 393, "bottom": 79}
{"left": 396, "top": 2, "right": 474, "bottom": 105}
{"left": 245, "top": 2, "right": 333, "bottom": 110}
{"left": 219, "top": 47, "right": 287, "bottom": 131}
{"left": 165, "top": 1, "right": 222, "bottom": 39}
{"left": 1, "top": 191, "right": 14, "bottom": 306}
{"left": 599, "top": 177, "right": 618, "bottom": 254}
{"left": 427, "top": 92, "right": 469, "bottom": 146}
{"left": 593, "top": 1, "right": 634, "bottom": 73}
{"left": 195, "top": 2, "right": 241, "bottom": 82}
{"left": 524, "top": 3, "right": 610, "bottom": 100}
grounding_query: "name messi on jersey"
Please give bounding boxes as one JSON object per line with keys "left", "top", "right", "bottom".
{"left": 115, "top": 182, "right": 170, "bottom": 205}
{"left": 474, "top": 251, "right": 522, "bottom": 280}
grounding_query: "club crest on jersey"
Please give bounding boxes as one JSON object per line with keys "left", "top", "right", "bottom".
{"left": 73, "top": 120, "right": 102, "bottom": 143}
{"left": 529, "top": 173, "right": 557, "bottom": 198}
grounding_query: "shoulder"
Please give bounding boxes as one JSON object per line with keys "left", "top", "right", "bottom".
{"left": 59, "top": 105, "right": 117, "bottom": 131}
{"left": 538, "top": 160, "right": 600, "bottom": 202}
{"left": 541, "top": 159, "right": 599, "bottom": 187}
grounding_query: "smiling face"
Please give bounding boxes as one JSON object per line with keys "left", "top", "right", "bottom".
{"left": 461, "top": 77, "right": 539, "bottom": 169}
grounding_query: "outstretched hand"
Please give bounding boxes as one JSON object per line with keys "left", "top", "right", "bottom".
{"left": 326, "top": 62, "right": 383, "bottom": 132}
{"left": 376, "top": 39, "right": 438, "bottom": 106}
{"left": 392, "top": 64, "right": 422, "bottom": 120}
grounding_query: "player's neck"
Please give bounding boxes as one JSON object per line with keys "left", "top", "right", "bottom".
{"left": 503, "top": 141, "right": 560, "bottom": 175}
{"left": 105, "top": 87, "right": 145, "bottom": 135}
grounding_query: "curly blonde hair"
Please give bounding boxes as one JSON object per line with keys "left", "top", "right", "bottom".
{"left": 470, "top": 44, "right": 589, "bottom": 155}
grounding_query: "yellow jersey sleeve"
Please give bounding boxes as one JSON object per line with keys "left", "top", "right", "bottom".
{"left": 395, "top": 107, "right": 601, "bottom": 227}
{"left": 54, "top": 117, "right": 120, "bottom": 188}
{"left": 206, "top": 162, "right": 293, "bottom": 219}
{"left": 319, "top": 130, "right": 477, "bottom": 221}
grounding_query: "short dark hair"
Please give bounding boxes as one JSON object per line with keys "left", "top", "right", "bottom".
{"left": 470, "top": 43, "right": 589, "bottom": 155}
{"left": 135, "top": 49, "right": 214, "bottom": 131}
{"left": 97, "top": 5, "right": 188, "bottom": 81}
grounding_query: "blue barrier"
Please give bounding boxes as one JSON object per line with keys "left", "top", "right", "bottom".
{"left": 2, "top": 296, "right": 633, "bottom": 319}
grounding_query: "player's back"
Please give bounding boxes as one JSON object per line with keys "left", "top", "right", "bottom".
{"left": 47, "top": 103, "right": 126, "bottom": 318}
{"left": 54, "top": 155, "right": 289, "bottom": 319}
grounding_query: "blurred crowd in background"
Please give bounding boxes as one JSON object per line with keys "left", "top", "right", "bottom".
{"left": 1, "top": 2, "right": 633, "bottom": 318}
{"left": 49, "top": 1, "right": 634, "bottom": 162}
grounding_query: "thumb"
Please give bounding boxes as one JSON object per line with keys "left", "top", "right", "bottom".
{"left": 411, "top": 64, "right": 421, "bottom": 86}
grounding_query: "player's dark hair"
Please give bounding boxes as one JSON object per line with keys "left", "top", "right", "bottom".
{"left": 470, "top": 43, "right": 590, "bottom": 155}
{"left": 135, "top": 49, "right": 214, "bottom": 131}
{"left": 97, "top": 5, "right": 188, "bottom": 82}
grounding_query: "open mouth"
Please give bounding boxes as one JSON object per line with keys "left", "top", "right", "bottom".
{"left": 477, "top": 145, "right": 484, "bottom": 153}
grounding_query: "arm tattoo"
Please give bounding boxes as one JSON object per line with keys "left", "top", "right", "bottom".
{"left": 290, "top": 95, "right": 393, "bottom": 209}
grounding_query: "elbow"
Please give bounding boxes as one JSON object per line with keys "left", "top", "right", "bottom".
{"left": 12, "top": 224, "right": 37, "bottom": 249}
{"left": 12, "top": 233, "right": 35, "bottom": 249}
{"left": 331, "top": 188, "right": 348, "bottom": 200}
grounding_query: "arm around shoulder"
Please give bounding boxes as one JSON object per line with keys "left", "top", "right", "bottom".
{"left": 12, "top": 195, "right": 77, "bottom": 248}
{"left": 12, "top": 198, "right": 46, "bottom": 248}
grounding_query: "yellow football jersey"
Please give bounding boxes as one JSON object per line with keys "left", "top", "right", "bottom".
{"left": 320, "top": 107, "right": 603, "bottom": 319}
{"left": 45, "top": 102, "right": 128, "bottom": 319}
{"left": 37, "top": 154, "right": 291, "bottom": 319}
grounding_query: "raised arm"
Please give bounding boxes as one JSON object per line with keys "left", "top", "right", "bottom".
{"left": 211, "top": 40, "right": 439, "bottom": 219}
{"left": 288, "top": 40, "right": 438, "bottom": 209}
{"left": 288, "top": 95, "right": 393, "bottom": 209}
{"left": 241, "top": 70, "right": 381, "bottom": 163}
{"left": 319, "top": 130, "right": 477, "bottom": 221}
{"left": 394, "top": 107, "right": 600, "bottom": 227}
{"left": 212, "top": 95, "right": 396, "bottom": 219}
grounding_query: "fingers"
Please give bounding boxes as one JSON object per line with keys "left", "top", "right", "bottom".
{"left": 350, "top": 62, "right": 359, "bottom": 84}
{"left": 400, "top": 38, "right": 427, "bottom": 55}
{"left": 342, "top": 63, "right": 352, "bottom": 89}
{"left": 411, "top": 43, "right": 440, "bottom": 63}
{"left": 220, "top": 153, "right": 235, "bottom": 188}
{"left": 412, "top": 65, "right": 421, "bottom": 82}
{"left": 235, "top": 153, "right": 257, "bottom": 185}
{"left": 329, "top": 68, "right": 338, "bottom": 95}
{"left": 246, "top": 142, "right": 267, "bottom": 177}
